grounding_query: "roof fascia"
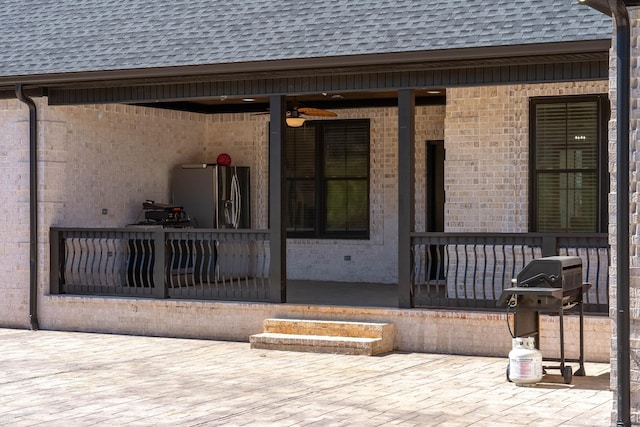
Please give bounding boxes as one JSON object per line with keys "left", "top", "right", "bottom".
{"left": 0, "top": 40, "right": 610, "bottom": 89}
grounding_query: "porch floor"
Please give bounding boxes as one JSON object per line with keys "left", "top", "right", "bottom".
{"left": 285, "top": 280, "right": 398, "bottom": 307}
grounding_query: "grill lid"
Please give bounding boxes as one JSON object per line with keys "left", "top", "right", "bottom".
{"left": 516, "top": 256, "right": 582, "bottom": 289}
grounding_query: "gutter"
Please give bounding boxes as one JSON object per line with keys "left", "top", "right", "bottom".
{"left": 14, "top": 84, "right": 39, "bottom": 331}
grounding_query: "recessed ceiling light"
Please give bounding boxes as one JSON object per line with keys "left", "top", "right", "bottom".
{"left": 242, "top": 98, "right": 255, "bottom": 102}
{"left": 427, "top": 90, "right": 441, "bottom": 94}
{"left": 331, "top": 94, "right": 344, "bottom": 99}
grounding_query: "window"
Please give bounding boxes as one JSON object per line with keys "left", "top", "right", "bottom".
{"left": 530, "top": 95, "right": 608, "bottom": 233}
{"left": 286, "top": 119, "right": 370, "bottom": 239}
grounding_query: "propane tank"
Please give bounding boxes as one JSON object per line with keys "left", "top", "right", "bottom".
{"left": 508, "top": 337, "right": 543, "bottom": 386}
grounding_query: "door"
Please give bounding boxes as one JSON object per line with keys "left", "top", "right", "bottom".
{"left": 426, "top": 140, "right": 445, "bottom": 280}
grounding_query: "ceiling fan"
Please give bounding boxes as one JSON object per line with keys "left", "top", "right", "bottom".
{"left": 256, "top": 104, "right": 337, "bottom": 127}
{"left": 287, "top": 106, "right": 337, "bottom": 127}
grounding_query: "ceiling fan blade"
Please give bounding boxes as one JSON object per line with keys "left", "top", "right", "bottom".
{"left": 298, "top": 107, "right": 337, "bottom": 117}
{"left": 253, "top": 109, "right": 301, "bottom": 117}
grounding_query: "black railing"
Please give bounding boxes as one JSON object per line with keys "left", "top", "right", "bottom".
{"left": 51, "top": 228, "right": 610, "bottom": 312}
{"left": 411, "top": 232, "right": 609, "bottom": 313}
{"left": 50, "top": 228, "right": 270, "bottom": 301}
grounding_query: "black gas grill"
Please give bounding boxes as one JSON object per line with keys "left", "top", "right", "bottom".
{"left": 498, "top": 256, "right": 591, "bottom": 384}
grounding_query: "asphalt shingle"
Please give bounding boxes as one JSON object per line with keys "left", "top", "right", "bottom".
{"left": 0, "top": 0, "right": 611, "bottom": 77}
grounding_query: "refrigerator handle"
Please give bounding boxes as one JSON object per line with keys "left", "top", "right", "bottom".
{"left": 230, "top": 170, "right": 241, "bottom": 228}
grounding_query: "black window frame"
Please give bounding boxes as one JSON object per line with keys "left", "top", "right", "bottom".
{"left": 529, "top": 94, "right": 609, "bottom": 233}
{"left": 285, "top": 119, "right": 370, "bottom": 240}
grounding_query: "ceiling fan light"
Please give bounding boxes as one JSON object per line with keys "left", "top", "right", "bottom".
{"left": 286, "top": 117, "right": 306, "bottom": 127}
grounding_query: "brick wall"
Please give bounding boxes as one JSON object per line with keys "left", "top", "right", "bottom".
{"left": 39, "top": 294, "right": 611, "bottom": 362}
{"left": 445, "top": 82, "right": 609, "bottom": 232}
{"left": 0, "top": 99, "right": 31, "bottom": 328}
{"left": 40, "top": 103, "right": 210, "bottom": 228}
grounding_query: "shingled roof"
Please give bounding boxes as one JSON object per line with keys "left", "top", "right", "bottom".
{"left": 0, "top": 0, "right": 610, "bottom": 78}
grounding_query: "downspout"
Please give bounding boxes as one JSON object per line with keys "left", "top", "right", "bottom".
{"left": 15, "top": 84, "right": 39, "bottom": 331}
{"left": 609, "top": 2, "right": 631, "bottom": 425}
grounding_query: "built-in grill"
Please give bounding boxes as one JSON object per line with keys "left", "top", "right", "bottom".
{"left": 498, "top": 256, "right": 591, "bottom": 384}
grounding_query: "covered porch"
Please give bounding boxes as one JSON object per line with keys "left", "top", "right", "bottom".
{"left": 38, "top": 40, "right": 612, "bottom": 308}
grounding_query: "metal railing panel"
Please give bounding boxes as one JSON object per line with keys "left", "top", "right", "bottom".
{"left": 55, "top": 229, "right": 154, "bottom": 297}
{"left": 50, "top": 227, "right": 270, "bottom": 301}
{"left": 556, "top": 234, "right": 610, "bottom": 313}
{"left": 164, "top": 229, "right": 270, "bottom": 301}
{"left": 411, "top": 233, "right": 609, "bottom": 313}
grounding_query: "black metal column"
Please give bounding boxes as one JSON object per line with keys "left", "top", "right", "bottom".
{"left": 398, "top": 89, "right": 415, "bottom": 308}
{"left": 269, "top": 95, "right": 287, "bottom": 303}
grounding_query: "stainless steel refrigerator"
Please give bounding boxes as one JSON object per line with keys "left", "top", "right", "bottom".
{"left": 170, "top": 164, "right": 251, "bottom": 229}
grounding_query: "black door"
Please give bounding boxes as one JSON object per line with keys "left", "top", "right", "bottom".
{"left": 426, "top": 140, "right": 445, "bottom": 281}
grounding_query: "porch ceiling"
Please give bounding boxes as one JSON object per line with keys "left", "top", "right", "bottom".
{"left": 135, "top": 90, "right": 447, "bottom": 115}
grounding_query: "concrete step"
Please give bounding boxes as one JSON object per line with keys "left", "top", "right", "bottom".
{"left": 249, "top": 319, "right": 394, "bottom": 356}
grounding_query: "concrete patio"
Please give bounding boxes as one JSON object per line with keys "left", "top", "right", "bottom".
{"left": 0, "top": 327, "right": 612, "bottom": 426}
